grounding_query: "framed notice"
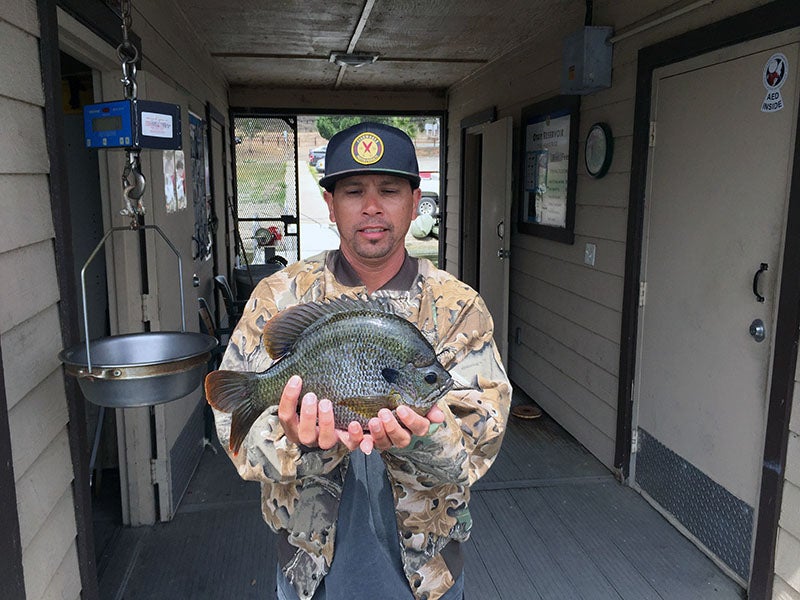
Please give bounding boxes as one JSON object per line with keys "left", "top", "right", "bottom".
{"left": 518, "top": 95, "right": 580, "bottom": 244}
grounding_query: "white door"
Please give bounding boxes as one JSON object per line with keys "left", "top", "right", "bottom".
{"left": 60, "top": 19, "right": 209, "bottom": 526}
{"left": 474, "top": 117, "right": 513, "bottom": 364}
{"left": 633, "top": 33, "right": 799, "bottom": 582}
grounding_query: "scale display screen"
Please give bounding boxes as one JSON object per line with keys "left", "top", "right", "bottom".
{"left": 84, "top": 99, "right": 182, "bottom": 150}
{"left": 92, "top": 115, "right": 123, "bottom": 132}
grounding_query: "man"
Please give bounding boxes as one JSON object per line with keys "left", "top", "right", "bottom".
{"left": 213, "top": 122, "right": 511, "bottom": 600}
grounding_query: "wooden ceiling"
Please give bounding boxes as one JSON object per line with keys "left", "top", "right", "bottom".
{"left": 181, "top": 0, "right": 586, "bottom": 90}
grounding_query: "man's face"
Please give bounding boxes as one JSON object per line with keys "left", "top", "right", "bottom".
{"left": 324, "top": 174, "right": 421, "bottom": 263}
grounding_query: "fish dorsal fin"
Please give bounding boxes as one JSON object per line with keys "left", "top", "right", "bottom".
{"left": 262, "top": 295, "right": 398, "bottom": 359}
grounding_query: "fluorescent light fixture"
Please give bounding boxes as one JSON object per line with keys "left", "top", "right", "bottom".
{"left": 329, "top": 52, "right": 379, "bottom": 67}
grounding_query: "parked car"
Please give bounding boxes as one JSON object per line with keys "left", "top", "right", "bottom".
{"left": 417, "top": 191, "right": 439, "bottom": 216}
{"left": 315, "top": 157, "right": 325, "bottom": 173}
{"left": 308, "top": 145, "right": 326, "bottom": 166}
{"left": 419, "top": 170, "right": 439, "bottom": 191}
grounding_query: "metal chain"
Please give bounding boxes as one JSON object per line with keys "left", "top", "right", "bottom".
{"left": 120, "top": 0, "right": 132, "bottom": 42}
{"left": 117, "top": 0, "right": 145, "bottom": 223}
{"left": 117, "top": 0, "right": 138, "bottom": 101}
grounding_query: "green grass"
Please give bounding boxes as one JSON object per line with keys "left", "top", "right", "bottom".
{"left": 236, "top": 160, "right": 287, "bottom": 214}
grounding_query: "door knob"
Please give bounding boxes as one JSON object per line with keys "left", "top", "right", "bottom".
{"left": 497, "top": 249, "right": 511, "bottom": 260}
{"left": 749, "top": 318, "right": 766, "bottom": 342}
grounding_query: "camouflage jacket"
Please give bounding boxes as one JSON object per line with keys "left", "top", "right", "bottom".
{"left": 213, "top": 251, "right": 511, "bottom": 600}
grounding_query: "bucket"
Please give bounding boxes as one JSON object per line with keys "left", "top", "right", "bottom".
{"left": 234, "top": 262, "right": 284, "bottom": 300}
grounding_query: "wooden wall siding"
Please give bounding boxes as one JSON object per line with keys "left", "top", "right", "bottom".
{"left": 776, "top": 383, "right": 800, "bottom": 596}
{"left": 15, "top": 429, "right": 74, "bottom": 550}
{"left": 131, "top": 0, "right": 228, "bottom": 118}
{"left": 1, "top": 1, "right": 39, "bottom": 36}
{"left": 444, "top": 0, "right": 766, "bottom": 469}
{"left": 0, "top": 340, "right": 26, "bottom": 599}
{"left": 0, "top": 175, "right": 56, "bottom": 254}
{"left": 1, "top": 2, "right": 82, "bottom": 599}
{"left": 0, "top": 97, "right": 50, "bottom": 173}
{"left": 41, "top": 539, "right": 81, "bottom": 600}
{"left": 1, "top": 305, "right": 64, "bottom": 411}
{"left": 0, "top": 18, "right": 45, "bottom": 104}
{"left": 0, "top": 240, "right": 60, "bottom": 334}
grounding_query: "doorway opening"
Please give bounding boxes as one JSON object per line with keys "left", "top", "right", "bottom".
{"left": 460, "top": 131, "right": 482, "bottom": 289}
{"left": 59, "top": 51, "right": 121, "bottom": 573}
{"left": 230, "top": 113, "right": 443, "bottom": 301}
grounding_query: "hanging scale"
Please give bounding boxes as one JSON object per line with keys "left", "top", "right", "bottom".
{"left": 81, "top": 0, "right": 182, "bottom": 226}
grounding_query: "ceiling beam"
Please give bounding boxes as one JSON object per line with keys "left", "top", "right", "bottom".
{"left": 336, "top": 0, "right": 377, "bottom": 88}
{"left": 210, "top": 52, "right": 487, "bottom": 66}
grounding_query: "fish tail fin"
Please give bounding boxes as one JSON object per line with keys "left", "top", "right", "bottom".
{"left": 205, "top": 370, "right": 262, "bottom": 455}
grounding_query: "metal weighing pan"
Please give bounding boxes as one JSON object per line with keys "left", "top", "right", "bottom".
{"left": 60, "top": 225, "right": 217, "bottom": 407}
{"left": 60, "top": 331, "right": 217, "bottom": 407}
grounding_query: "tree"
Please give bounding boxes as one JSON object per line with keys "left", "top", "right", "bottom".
{"left": 315, "top": 115, "right": 429, "bottom": 142}
{"left": 315, "top": 116, "right": 363, "bottom": 140}
{"left": 235, "top": 118, "right": 267, "bottom": 154}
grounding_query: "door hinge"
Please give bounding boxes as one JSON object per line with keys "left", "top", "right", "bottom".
{"left": 631, "top": 429, "right": 639, "bottom": 454}
{"left": 649, "top": 121, "right": 656, "bottom": 147}
{"left": 150, "top": 457, "right": 169, "bottom": 486}
{"left": 638, "top": 281, "right": 647, "bottom": 307}
{"left": 141, "top": 293, "right": 157, "bottom": 323}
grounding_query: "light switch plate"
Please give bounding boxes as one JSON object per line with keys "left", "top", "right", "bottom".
{"left": 584, "top": 243, "right": 596, "bottom": 266}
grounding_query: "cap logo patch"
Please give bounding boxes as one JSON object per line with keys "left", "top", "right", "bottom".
{"left": 351, "top": 132, "right": 384, "bottom": 165}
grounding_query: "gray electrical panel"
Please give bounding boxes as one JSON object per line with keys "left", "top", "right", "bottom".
{"left": 561, "top": 26, "right": 613, "bottom": 95}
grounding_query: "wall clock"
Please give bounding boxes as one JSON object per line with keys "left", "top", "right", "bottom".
{"left": 585, "top": 122, "right": 613, "bottom": 178}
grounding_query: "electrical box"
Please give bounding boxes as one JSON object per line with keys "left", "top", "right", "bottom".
{"left": 561, "top": 26, "right": 613, "bottom": 95}
{"left": 83, "top": 99, "right": 182, "bottom": 150}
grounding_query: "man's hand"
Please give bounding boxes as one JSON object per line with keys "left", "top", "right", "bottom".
{"left": 277, "top": 375, "right": 444, "bottom": 454}
{"left": 368, "top": 404, "right": 445, "bottom": 452}
{"left": 277, "top": 375, "right": 371, "bottom": 452}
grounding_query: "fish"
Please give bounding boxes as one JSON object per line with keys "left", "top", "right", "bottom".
{"left": 205, "top": 296, "right": 453, "bottom": 453}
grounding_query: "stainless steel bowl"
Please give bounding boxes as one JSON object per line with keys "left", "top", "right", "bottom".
{"left": 59, "top": 331, "right": 218, "bottom": 407}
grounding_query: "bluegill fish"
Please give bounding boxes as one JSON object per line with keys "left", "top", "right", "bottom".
{"left": 205, "top": 296, "right": 453, "bottom": 453}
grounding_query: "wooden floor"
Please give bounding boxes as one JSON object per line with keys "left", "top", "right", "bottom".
{"left": 100, "top": 404, "right": 745, "bottom": 600}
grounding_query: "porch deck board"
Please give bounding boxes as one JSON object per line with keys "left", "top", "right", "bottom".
{"left": 547, "top": 483, "right": 743, "bottom": 599}
{"left": 470, "top": 489, "right": 583, "bottom": 599}
{"left": 120, "top": 506, "right": 276, "bottom": 600}
{"left": 507, "top": 486, "right": 626, "bottom": 599}
{"left": 480, "top": 413, "right": 608, "bottom": 484}
{"left": 460, "top": 535, "right": 502, "bottom": 599}
{"left": 103, "top": 405, "right": 745, "bottom": 599}
{"left": 467, "top": 491, "right": 542, "bottom": 598}
{"left": 516, "top": 485, "right": 664, "bottom": 600}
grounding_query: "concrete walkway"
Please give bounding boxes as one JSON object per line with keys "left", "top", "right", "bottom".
{"left": 296, "top": 160, "right": 339, "bottom": 259}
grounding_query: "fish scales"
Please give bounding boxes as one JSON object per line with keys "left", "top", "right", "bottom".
{"left": 205, "top": 297, "right": 453, "bottom": 453}
{"left": 262, "top": 311, "right": 425, "bottom": 423}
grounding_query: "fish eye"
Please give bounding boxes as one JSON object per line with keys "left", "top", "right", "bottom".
{"left": 424, "top": 372, "right": 438, "bottom": 384}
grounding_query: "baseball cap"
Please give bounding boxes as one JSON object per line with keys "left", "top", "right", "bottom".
{"left": 319, "top": 122, "right": 421, "bottom": 191}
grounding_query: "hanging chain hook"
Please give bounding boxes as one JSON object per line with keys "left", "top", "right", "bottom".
{"left": 117, "top": 0, "right": 138, "bottom": 100}
{"left": 121, "top": 150, "right": 146, "bottom": 223}
{"left": 116, "top": 0, "right": 145, "bottom": 225}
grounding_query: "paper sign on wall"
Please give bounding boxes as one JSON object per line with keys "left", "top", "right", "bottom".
{"left": 762, "top": 52, "right": 788, "bottom": 113}
{"left": 163, "top": 150, "right": 187, "bottom": 212}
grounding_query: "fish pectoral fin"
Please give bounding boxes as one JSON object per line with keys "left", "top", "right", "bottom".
{"left": 338, "top": 395, "right": 393, "bottom": 416}
{"left": 386, "top": 392, "right": 402, "bottom": 410}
